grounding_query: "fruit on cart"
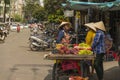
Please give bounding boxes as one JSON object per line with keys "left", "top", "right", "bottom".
{"left": 65, "top": 49, "right": 71, "bottom": 54}
{"left": 70, "top": 48, "right": 79, "bottom": 54}
{"left": 58, "top": 46, "right": 69, "bottom": 54}
{"left": 69, "top": 76, "right": 89, "bottom": 80}
{"left": 74, "top": 46, "right": 79, "bottom": 49}
{"left": 56, "top": 43, "right": 93, "bottom": 55}
{"left": 79, "top": 43, "right": 89, "bottom": 47}
{"left": 59, "top": 49, "right": 64, "bottom": 54}
{"left": 79, "top": 43, "right": 92, "bottom": 50}
{"left": 73, "top": 44, "right": 79, "bottom": 47}
{"left": 78, "top": 50, "right": 93, "bottom": 55}
{"left": 56, "top": 44, "right": 64, "bottom": 49}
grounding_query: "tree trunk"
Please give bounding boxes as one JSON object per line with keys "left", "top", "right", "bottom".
{"left": 3, "top": 2, "right": 6, "bottom": 22}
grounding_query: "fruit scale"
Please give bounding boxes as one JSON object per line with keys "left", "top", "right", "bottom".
{"left": 44, "top": 53, "right": 95, "bottom": 80}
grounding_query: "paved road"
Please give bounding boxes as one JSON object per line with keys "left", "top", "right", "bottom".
{"left": 0, "top": 29, "right": 120, "bottom": 80}
{"left": 0, "top": 29, "right": 53, "bottom": 80}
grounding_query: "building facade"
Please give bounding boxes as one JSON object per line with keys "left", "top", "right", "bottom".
{"left": 0, "top": 0, "right": 10, "bottom": 22}
{"left": 10, "top": 0, "right": 24, "bottom": 19}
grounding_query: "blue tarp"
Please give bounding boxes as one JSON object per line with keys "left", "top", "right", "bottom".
{"left": 62, "top": 0, "right": 120, "bottom": 10}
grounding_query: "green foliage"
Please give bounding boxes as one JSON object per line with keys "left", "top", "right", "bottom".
{"left": 13, "top": 14, "right": 22, "bottom": 22}
{"left": 44, "top": 0, "right": 67, "bottom": 23}
{"left": 24, "top": 0, "right": 67, "bottom": 23}
{"left": 32, "top": 7, "right": 47, "bottom": 21}
{"left": 48, "top": 9, "right": 68, "bottom": 23}
{"left": 24, "top": 3, "right": 37, "bottom": 18}
{"left": 24, "top": 1, "right": 46, "bottom": 22}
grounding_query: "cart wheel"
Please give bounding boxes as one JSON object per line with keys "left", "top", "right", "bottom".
{"left": 52, "top": 63, "right": 59, "bottom": 80}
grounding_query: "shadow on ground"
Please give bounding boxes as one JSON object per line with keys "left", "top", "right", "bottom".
{"left": 45, "top": 66, "right": 120, "bottom": 80}
{"left": 8, "top": 64, "right": 53, "bottom": 80}
{"left": 104, "top": 66, "right": 120, "bottom": 80}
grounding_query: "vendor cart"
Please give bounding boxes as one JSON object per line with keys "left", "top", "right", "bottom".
{"left": 44, "top": 53, "right": 95, "bottom": 80}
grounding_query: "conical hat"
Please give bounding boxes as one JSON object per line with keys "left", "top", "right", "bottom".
{"left": 84, "top": 22, "right": 96, "bottom": 32}
{"left": 58, "top": 22, "right": 71, "bottom": 28}
{"left": 94, "top": 21, "right": 106, "bottom": 31}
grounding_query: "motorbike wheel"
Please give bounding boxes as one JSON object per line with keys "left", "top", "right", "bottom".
{"left": 0, "top": 35, "right": 5, "bottom": 42}
{"left": 29, "top": 43, "right": 39, "bottom": 51}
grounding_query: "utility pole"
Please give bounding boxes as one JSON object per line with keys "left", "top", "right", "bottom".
{"left": 3, "top": 0, "right": 10, "bottom": 22}
{"left": 88, "top": 0, "right": 93, "bottom": 22}
{"left": 3, "top": 2, "right": 6, "bottom": 22}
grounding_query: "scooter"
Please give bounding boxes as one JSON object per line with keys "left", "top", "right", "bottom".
{"left": 0, "top": 28, "right": 6, "bottom": 42}
{"left": 29, "top": 35, "right": 56, "bottom": 51}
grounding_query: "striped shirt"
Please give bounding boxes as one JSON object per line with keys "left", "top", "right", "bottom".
{"left": 92, "top": 30, "right": 105, "bottom": 54}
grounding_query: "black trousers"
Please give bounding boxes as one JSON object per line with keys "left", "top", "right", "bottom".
{"left": 94, "top": 53, "right": 105, "bottom": 80}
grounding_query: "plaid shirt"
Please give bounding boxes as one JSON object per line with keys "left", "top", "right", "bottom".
{"left": 92, "top": 30, "right": 105, "bottom": 54}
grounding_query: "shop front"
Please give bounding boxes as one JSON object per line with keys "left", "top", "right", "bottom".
{"left": 62, "top": 0, "right": 120, "bottom": 48}
{"left": 109, "top": 11, "right": 120, "bottom": 47}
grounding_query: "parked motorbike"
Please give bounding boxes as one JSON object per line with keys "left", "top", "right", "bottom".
{"left": 0, "top": 29, "right": 6, "bottom": 42}
{"left": 29, "top": 30, "right": 56, "bottom": 51}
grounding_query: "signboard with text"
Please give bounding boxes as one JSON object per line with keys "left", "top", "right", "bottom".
{"left": 64, "top": 10, "right": 74, "bottom": 17}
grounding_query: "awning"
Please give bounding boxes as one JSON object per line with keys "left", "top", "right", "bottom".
{"left": 62, "top": 0, "right": 120, "bottom": 11}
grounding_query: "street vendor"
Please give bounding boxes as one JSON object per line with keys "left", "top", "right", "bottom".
{"left": 56, "top": 21, "right": 72, "bottom": 44}
{"left": 92, "top": 21, "right": 106, "bottom": 80}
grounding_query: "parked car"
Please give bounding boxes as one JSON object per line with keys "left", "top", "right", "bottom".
{"left": 10, "top": 24, "right": 17, "bottom": 31}
{"left": 23, "top": 24, "right": 29, "bottom": 28}
{"left": 10, "top": 24, "right": 24, "bottom": 31}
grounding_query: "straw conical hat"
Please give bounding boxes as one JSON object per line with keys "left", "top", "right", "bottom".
{"left": 94, "top": 21, "right": 106, "bottom": 31}
{"left": 84, "top": 22, "right": 96, "bottom": 32}
{"left": 58, "top": 22, "right": 71, "bottom": 28}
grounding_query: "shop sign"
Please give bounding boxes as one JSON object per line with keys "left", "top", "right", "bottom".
{"left": 64, "top": 10, "right": 74, "bottom": 17}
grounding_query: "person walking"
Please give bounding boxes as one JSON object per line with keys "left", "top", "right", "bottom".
{"left": 92, "top": 21, "right": 106, "bottom": 80}
{"left": 17, "top": 24, "right": 20, "bottom": 33}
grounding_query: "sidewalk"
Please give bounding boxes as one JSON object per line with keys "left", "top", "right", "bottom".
{"left": 89, "top": 61, "right": 120, "bottom": 80}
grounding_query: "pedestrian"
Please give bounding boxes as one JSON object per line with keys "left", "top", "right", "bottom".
{"left": 84, "top": 22, "right": 96, "bottom": 46}
{"left": 17, "top": 24, "right": 20, "bottom": 33}
{"left": 84, "top": 22, "right": 96, "bottom": 75}
{"left": 92, "top": 21, "right": 106, "bottom": 80}
{"left": 56, "top": 21, "right": 72, "bottom": 44}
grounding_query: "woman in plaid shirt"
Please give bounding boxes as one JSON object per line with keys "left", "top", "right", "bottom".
{"left": 92, "top": 21, "right": 106, "bottom": 80}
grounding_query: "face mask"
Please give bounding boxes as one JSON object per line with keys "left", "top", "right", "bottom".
{"left": 85, "top": 28, "right": 89, "bottom": 31}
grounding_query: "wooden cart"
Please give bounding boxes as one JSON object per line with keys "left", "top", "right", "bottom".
{"left": 44, "top": 53, "right": 95, "bottom": 80}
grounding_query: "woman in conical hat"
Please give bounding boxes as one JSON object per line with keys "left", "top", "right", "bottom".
{"left": 56, "top": 21, "right": 72, "bottom": 43}
{"left": 92, "top": 21, "right": 106, "bottom": 80}
{"left": 84, "top": 22, "right": 96, "bottom": 46}
{"left": 84, "top": 22, "right": 96, "bottom": 74}
{"left": 59, "top": 22, "right": 71, "bottom": 27}
{"left": 58, "top": 22, "right": 72, "bottom": 31}
{"left": 94, "top": 21, "right": 106, "bottom": 31}
{"left": 84, "top": 22, "right": 96, "bottom": 32}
